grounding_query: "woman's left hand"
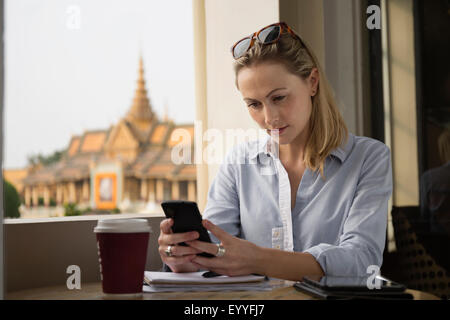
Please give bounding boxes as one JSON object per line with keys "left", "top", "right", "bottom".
{"left": 186, "top": 219, "right": 264, "bottom": 277}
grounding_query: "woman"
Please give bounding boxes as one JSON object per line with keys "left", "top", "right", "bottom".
{"left": 158, "top": 22, "right": 393, "bottom": 281}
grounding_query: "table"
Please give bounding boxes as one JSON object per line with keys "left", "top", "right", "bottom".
{"left": 6, "top": 280, "right": 440, "bottom": 300}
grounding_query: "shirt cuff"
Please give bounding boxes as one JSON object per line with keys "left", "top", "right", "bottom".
{"left": 304, "top": 243, "right": 379, "bottom": 276}
{"left": 303, "top": 243, "right": 333, "bottom": 275}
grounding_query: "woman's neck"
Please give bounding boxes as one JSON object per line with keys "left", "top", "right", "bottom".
{"left": 279, "top": 128, "right": 310, "bottom": 166}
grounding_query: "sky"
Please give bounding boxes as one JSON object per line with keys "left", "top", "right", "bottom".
{"left": 4, "top": 0, "right": 196, "bottom": 169}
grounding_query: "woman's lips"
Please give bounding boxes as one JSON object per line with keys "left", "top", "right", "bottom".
{"left": 268, "top": 126, "right": 289, "bottom": 136}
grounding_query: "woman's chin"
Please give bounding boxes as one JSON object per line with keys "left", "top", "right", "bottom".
{"left": 278, "top": 137, "right": 292, "bottom": 145}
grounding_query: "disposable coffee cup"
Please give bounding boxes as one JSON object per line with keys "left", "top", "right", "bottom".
{"left": 94, "top": 218, "right": 151, "bottom": 297}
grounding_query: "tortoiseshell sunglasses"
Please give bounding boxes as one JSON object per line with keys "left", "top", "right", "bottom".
{"left": 231, "top": 22, "right": 303, "bottom": 60}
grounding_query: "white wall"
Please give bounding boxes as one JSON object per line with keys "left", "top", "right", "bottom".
{"left": 203, "top": 0, "right": 279, "bottom": 185}
{"left": 323, "top": 0, "right": 369, "bottom": 136}
{"left": 284, "top": 0, "right": 370, "bottom": 136}
{"left": 292, "top": 0, "right": 326, "bottom": 68}
{"left": 386, "top": 0, "right": 419, "bottom": 205}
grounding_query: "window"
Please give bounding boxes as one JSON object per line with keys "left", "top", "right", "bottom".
{"left": 3, "top": 0, "right": 197, "bottom": 219}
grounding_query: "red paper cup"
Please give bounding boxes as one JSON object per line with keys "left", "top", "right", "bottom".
{"left": 94, "top": 218, "right": 151, "bottom": 297}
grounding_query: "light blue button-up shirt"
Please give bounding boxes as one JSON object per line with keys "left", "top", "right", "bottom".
{"left": 202, "top": 132, "right": 393, "bottom": 276}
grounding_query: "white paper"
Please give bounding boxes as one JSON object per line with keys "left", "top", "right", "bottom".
{"left": 144, "top": 271, "right": 266, "bottom": 285}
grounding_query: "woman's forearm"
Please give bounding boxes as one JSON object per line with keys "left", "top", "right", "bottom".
{"left": 255, "top": 246, "right": 325, "bottom": 281}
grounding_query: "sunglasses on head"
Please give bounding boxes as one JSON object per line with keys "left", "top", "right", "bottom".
{"left": 231, "top": 22, "right": 303, "bottom": 60}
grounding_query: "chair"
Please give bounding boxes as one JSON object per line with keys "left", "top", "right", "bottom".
{"left": 391, "top": 206, "right": 450, "bottom": 300}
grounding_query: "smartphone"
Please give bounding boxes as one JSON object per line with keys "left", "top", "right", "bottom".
{"left": 161, "top": 200, "right": 214, "bottom": 258}
{"left": 302, "top": 275, "right": 406, "bottom": 292}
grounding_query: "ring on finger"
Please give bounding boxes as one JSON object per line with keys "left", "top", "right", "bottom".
{"left": 215, "top": 244, "right": 226, "bottom": 257}
{"left": 165, "top": 245, "right": 174, "bottom": 257}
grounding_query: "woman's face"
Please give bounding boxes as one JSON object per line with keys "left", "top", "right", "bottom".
{"left": 237, "top": 61, "right": 318, "bottom": 146}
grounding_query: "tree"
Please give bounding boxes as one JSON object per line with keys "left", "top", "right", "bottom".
{"left": 27, "top": 149, "right": 66, "bottom": 167}
{"left": 64, "top": 203, "right": 82, "bottom": 216}
{"left": 3, "top": 179, "right": 21, "bottom": 218}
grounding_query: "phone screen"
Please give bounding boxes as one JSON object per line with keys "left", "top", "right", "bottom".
{"left": 161, "top": 200, "right": 214, "bottom": 257}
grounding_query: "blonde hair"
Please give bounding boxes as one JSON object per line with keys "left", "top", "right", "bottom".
{"left": 233, "top": 32, "right": 349, "bottom": 179}
{"left": 438, "top": 128, "right": 450, "bottom": 164}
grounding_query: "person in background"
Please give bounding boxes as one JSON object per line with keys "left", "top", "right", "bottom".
{"left": 420, "top": 128, "right": 450, "bottom": 235}
{"left": 158, "top": 22, "right": 393, "bottom": 281}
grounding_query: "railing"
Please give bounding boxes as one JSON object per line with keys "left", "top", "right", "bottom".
{"left": 4, "top": 213, "right": 165, "bottom": 293}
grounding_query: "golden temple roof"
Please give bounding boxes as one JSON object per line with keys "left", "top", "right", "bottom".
{"left": 125, "top": 55, "right": 154, "bottom": 123}
{"left": 80, "top": 131, "right": 109, "bottom": 153}
{"left": 22, "top": 56, "right": 196, "bottom": 186}
{"left": 67, "top": 136, "right": 81, "bottom": 157}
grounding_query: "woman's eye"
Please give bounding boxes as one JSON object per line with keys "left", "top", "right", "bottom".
{"left": 273, "top": 96, "right": 285, "bottom": 102}
{"left": 247, "top": 102, "right": 260, "bottom": 109}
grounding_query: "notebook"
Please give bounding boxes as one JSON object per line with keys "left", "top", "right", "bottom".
{"left": 144, "top": 271, "right": 266, "bottom": 285}
{"left": 143, "top": 271, "right": 270, "bottom": 292}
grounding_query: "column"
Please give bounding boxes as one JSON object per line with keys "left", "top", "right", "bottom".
{"left": 63, "top": 183, "right": 69, "bottom": 204}
{"left": 25, "top": 187, "right": 31, "bottom": 207}
{"left": 387, "top": 0, "right": 419, "bottom": 205}
{"left": 156, "top": 179, "right": 164, "bottom": 202}
{"left": 193, "top": 0, "right": 209, "bottom": 212}
{"left": 140, "top": 179, "right": 148, "bottom": 201}
{"left": 32, "top": 187, "right": 38, "bottom": 207}
{"left": 56, "top": 184, "right": 63, "bottom": 205}
{"left": 123, "top": 179, "right": 130, "bottom": 200}
{"left": 187, "top": 180, "right": 196, "bottom": 202}
{"left": 171, "top": 180, "right": 180, "bottom": 200}
{"left": 69, "top": 182, "right": 76, "bottom": 203}
{"left": 82, "top": 179, "right": 90, "bottom": 202}
{"left": 148, "top": 179, "right": 156, "bottom": 203}
{"left": 43, "top": 186, "right": 50, "bottom": 207}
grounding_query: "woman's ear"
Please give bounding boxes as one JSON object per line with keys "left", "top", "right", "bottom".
{"left": 309, "top": 68, "right": 319, "bottom": 96}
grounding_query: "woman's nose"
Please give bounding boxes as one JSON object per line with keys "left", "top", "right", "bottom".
{"left": 264, "top": 105, "right": 280, "bottom": 128}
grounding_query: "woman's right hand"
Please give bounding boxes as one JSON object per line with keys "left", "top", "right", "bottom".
{"left": 158, "top": 218, "right": 203, "bottom": 273}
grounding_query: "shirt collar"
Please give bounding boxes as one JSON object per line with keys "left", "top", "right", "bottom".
{"left": 329, "top": 133, "right": 354, "bottom": 163}
{"left": 249, "top": 132, "right": 355, "bottom": 163}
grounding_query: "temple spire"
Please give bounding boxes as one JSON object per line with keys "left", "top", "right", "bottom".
{"left": 163, "top": 98, "right": 169, "bottom": 122}
{"left": 126, "top": 55, "right": 154, "bottom": 122}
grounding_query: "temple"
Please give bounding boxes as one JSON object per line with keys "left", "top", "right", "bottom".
{"left": 20, "top": 56, "right": 196, "bottom": 215}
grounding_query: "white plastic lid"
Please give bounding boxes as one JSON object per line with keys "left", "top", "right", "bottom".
{"left": 94, "top": 218, "right": 151, "bottom": 233}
